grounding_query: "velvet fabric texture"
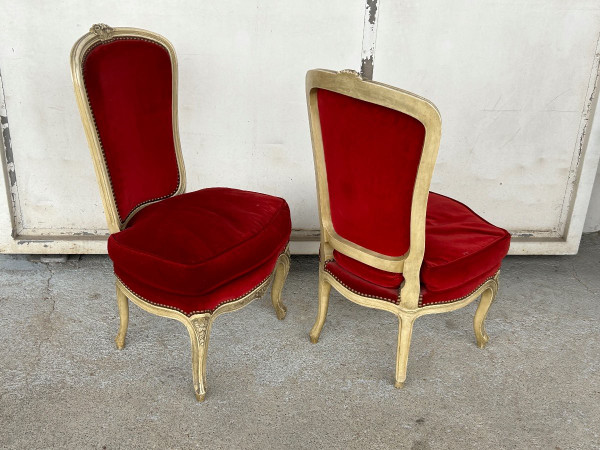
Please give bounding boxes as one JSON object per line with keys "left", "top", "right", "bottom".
{"left": 324, "top": 193, "right": 510, "bottom": 307}
{"left": 83, "top": 38, "right": 180, "bottom": 223}
{"left": 109, "top": 188, "right": 291, "bottom": 315}
{"left": 317, "top": 89, "right": 426, "bottom": 257}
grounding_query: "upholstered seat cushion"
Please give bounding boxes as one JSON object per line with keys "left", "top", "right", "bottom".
{"left": 324, "top": 192, "right": 510, "bottom": 307}
{"left": 108, "top": 187, "right": 291, "bottom": 314}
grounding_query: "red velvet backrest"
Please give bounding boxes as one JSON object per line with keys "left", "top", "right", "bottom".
{"left": 317, "top": 89, "right": 426, "bottom": 257}
{"left": 83, "top": 38, "right": 180, "bottom": 224}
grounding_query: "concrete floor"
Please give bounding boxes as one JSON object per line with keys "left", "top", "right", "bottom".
{"left": 1, "top": 235, "right": 599, "bottom": 449}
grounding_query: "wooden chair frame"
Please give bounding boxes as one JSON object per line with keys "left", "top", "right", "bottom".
{"left": 306, "top": 69, "right": 499, "bottom": 387}
{"left": 71, "top": 24, "right": 290, "bottom": 401}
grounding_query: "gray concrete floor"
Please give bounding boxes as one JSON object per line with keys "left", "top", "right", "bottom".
{"left": 1, "top": 235, "right": 599, "bottom": 449}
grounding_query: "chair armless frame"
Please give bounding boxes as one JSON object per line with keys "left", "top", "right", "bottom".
{"left": 71, "top": 24, "right": 290, "bottom": 401}
{"left": 306, "top": 69, "right": 499, "bottom": 387}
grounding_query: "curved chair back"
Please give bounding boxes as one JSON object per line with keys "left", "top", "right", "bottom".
{"left": 71, "top": 24, "right": 186, "bottom": 233}
{"left": 306, "top": 69, "right": 442, "bottom": 307}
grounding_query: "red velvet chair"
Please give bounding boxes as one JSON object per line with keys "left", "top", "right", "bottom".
{"left": 306, "top": 69, "right": 510, "bottom": 388}
{"left": 70, "top": 24, "right": 291, "bottom": 401}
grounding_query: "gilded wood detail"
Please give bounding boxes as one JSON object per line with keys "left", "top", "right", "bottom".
{"left": 191, "top": 317, "right": 209, "bottom": 347}
{"left": 306, "top": 68, "right": 502, "bottom": 389}
{"left": 90, "top": 23, "right": 114, "bottom": 41}
{"left": 70, "top": 24, "right": 187, "bottom": 233}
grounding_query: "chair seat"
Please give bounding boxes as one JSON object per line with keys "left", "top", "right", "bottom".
{"left": 324, "top": 192, "right": 510, "bottom": 307}
{"left": 108, "top": 187, "right": 291, "bottom": 315}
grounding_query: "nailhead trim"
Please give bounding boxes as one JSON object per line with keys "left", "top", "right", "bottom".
{"left": 82, "top": 36, "right": 181, "bottom": 226}
{"left": 115, "top": 272, "right": 272, "bottom": 317}
{"left": 418, "top": 273, "right": 498, "bottom": 308}
{"left": 325, "top": 260, "right": 498, "bottom": 309}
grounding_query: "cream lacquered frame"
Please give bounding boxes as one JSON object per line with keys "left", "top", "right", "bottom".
{"left": 306, "top": 69, "right": 500, "bottom": 388}
{"left": 71, "top": 24, "right": 290, "bottom": 401}
{"left": 70, "top": 24, "right": 186, "bottom": 233}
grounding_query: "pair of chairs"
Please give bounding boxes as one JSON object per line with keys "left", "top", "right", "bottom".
{"left": 70, "top": 25, "right": 510, "bottom": 401}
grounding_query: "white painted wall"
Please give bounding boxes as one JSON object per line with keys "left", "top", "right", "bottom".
{"left": 375, "top": 0, "right": 600, "bottom": 241}
{"left": 0, "top": 0, "right": 599, "bottom": 254}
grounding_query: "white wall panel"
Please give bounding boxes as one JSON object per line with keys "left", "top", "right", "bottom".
{"left": 375, "top": 0, "right": 600, "bottom": 252}
{"left": 0, "top": 0, "right": 364, "bottom": 252}
{"left": 0, "top": 0, "right": 599, "bottom": 254}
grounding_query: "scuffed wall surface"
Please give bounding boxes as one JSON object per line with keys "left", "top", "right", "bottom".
{"left": 0, "top": 0, "right": 364, "bottom": 238}
{"left": 375, "top": 0, "right": 600, "bottom": 238}
{"left": 0, "top": 0, "right": 599, "bottom": 253}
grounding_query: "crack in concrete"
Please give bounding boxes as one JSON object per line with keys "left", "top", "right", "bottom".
{"left": 571, "top": 260, "right": 597, "bottom": 295}
{"left": 28, "top": 263, "right": 56, "bottom": 386}
{"left": 44, "top": 264, "right": 56, "bottom": 316}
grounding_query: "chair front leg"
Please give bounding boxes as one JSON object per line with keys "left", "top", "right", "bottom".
{"left": 395, "top": 314, "right": 416, "bottom": 388}
{"left": 271, "top": 249, "right": 290, "bottom": 320}
{"left": 309, "top": 269, "right": 331, "bottom": 344}
{"left": 187, "top": 315, "right": 211, "bottom": 402}
{"left": 115, "top": 284, "right": 129, "bottom": 350}
{"left": 473, "top": 284, "right": 497, "bottom": 349}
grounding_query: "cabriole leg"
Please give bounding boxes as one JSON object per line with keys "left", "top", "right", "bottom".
{"left": 474, "top": 285, "right": 497, "bottom": 349}
{"left": 309, "top": 270, "right": 331, "bottom": 344}
{"left": 395, "top": 315, "right": 415, "bottom": 388}
{"left": 115, "top": 284, "right": 129, "bottom": 350}
{"left": 188, "top": 316, "right": 211, "bottom": 402}
{"left": 271, "top": 249, "right": 290, "bottom": 320}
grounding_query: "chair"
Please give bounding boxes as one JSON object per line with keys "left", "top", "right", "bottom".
{"left": 70, "top": 24, "right": 292, "bottom": 401}
{"left": 305, "top": 69, "right": 510, "bottom": 388}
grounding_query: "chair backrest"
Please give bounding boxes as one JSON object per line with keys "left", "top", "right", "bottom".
{"left": 71, "top": 24, "right": 186, "bottom": 233}
{"left": 306, "top": 69, "right": 442, "bottom": 306}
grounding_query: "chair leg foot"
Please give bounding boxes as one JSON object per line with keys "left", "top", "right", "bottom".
{"left": 395, "top": 315, "right": 415, "bottom": 388}
{"left": 474, "top": 285, "right": 497, "bottom": 349}
{"left": 271, "top": 248, "right": 290, "bottom": 320}
{"left": 115, "top": 284, "right": 129, "bottom": 350}
{"left": 188, "top": 315, "right": 211, "bottom": 402}
{"left": 309, "top": 271, "right": 331, "bottom": 344}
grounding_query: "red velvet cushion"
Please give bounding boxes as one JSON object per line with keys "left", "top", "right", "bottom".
{"left": 108, "top": 188, "right": 291, "bottom": 315}
{"left": 323, "top": 192, "right": 510, "bottom": 307}
{"left": 83, "top": 38, "right": 180, "bottom": 223}
{"left": 333, "top": 250, "right": 404, "bottom": 288}
{"left": 325, "top": 259, "right": 501, "bottom": 307}
{"left": 114, "top": 257, "right": 278, "bottom": 316}
{"left": 422, "top": 193, "right": 510, "bottom": 292}
{"left": 317, "top": 89, "right": 426, "bottom": 257}
{"left": 324, "top": 259, "right": 400, "bottom": 302}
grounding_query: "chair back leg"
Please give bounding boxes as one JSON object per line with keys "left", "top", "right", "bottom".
{"left": 310, "top": 270, "right": 332, "bottom": 344}
{"left": 395, "top": 315, "right": 416, "bottom": 388}
{"left": 271, "top": 248, "right": 291, "bottom": 320}
{"left": 473, "top": 280, "right": 499, "bottom": 349}
{"left": 187, "top": 315, "right": 211, "bottom": 402}
{"left": 115, "top": 284, "right": 129, "bottom": 350}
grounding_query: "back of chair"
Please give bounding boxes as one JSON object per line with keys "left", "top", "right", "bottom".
{"left": 71, "top": 25, "right": 186, "bottom": 232}
{"left": 306, "top": 70, "right": 441, "bottom": 305}
{"left": 317, "top": 88, "right": 425, "bottom": 258}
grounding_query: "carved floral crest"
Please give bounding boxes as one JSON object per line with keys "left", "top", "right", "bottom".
{"left": 90, "top": 23, "right": 114, "bottom": 41}
{"left": 339, "top": 69, "right": 362, "bottom": 79}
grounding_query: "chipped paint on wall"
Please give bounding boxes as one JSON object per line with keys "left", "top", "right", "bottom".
{"left": 360, "top": 0, "right": 379, "bottom": 80}
{"left": 0, "top": 0, "right": 599, "bottom": 254}
{"left": 1, "top": 67, "right": 114, "bottom": 243}
{"left": 558, "top": 34, "right": 600, "bottom": 237}
{"left": 0, "top": 69, "right": 21, "bottom": 237}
